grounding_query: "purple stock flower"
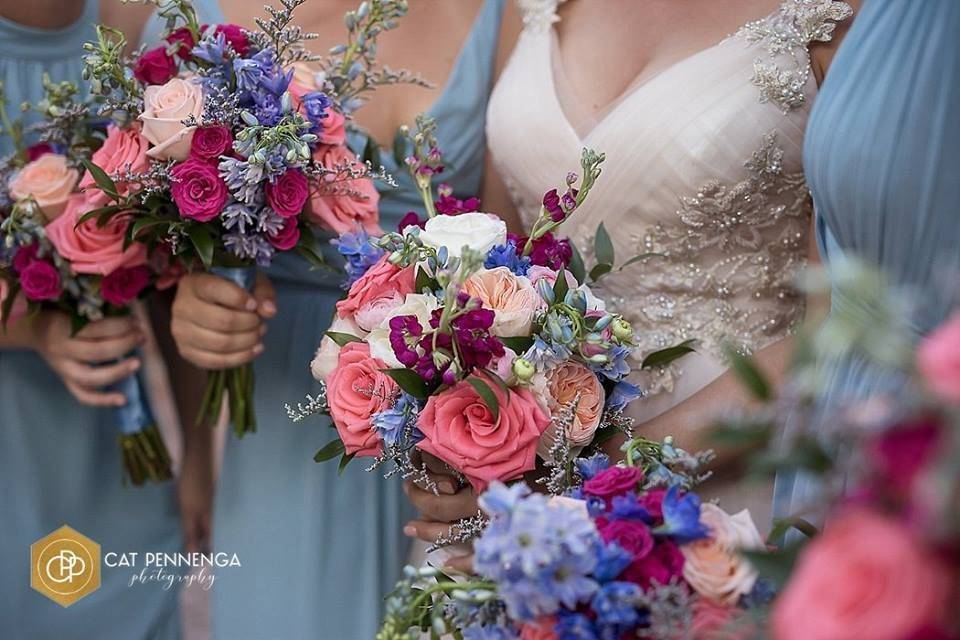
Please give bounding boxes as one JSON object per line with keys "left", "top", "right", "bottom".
{"left": 447, "top": 304, "right": 505, "bottom": 371}
{"left": 542, "top": 188, "right": 564, "bottom": 222}
{"left": 510, "top": 232, "right": 573, "bottom": 270}
{"left": 435, "top": 183, "right": 481, "bottom": 216}
{"left": 389, "top": 315, "right": 423, "bottom": 368}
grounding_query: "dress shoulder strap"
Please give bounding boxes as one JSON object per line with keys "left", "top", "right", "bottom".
{"left": 516, "top": 0, "right": 562, "bottom": 33}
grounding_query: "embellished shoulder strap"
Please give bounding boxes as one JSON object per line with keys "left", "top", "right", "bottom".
{"left": 516, "top": 0, "right": 562, "bottom": 33}
{"left": 737, "top": 0, "right": 854, "bottom": 113}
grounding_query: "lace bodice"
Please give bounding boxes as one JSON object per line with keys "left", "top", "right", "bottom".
{"left": 488, "top": 0, "right": 852, "bottom": 399}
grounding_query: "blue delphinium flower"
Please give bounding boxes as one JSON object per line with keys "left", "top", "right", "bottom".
{"left": 462, "top": 623, "right": 518, "bottom": 640}
{"left": 590, "top": 345, "right": 632, "bottom": 381}
{"left": 591, "top": 542, "right": 632, "bottom": 583}
{"left": 370, "top": 392, "right": 417, "bottom": 447}
{"left": 484, "top": 240, "right": 531, "bottom": 276}
{"left": 655, "top": 485, "right": 710, "bottom": 543}
{"left": 555, "top": 611, "right": 598, "bottom": 640}
{"left": 590, "top": 581, "right": 642, "bottom": 631}
{"left": 607, "top": 380, "right": 642, "bottom": 411}
{"left": 479, "top": 481, "right": 531, "bottom": 519}
{"left": 332, "top": 228, "right": 385, "bottom": 288}
{"left": 524, "top": 335, "right": 572, "bottom": 370}
{"left": 610, "top": 494, "right": 652, "bottom": 523}
{"left": 574, "top": 453, "right": 610, "bottom": 481}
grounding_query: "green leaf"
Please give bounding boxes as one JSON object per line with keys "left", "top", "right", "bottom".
{"left": 618, "top": 252, "right": 663, "bottom": 270}
{"left": 766, "top": 517, "right": 819, "bottom": 546}
{"left": 467, "top": 377, "right": 499, "bottom": 421}
{"left": 296, "top": 244, "right": 331, "bottom": 271}
{"left": 81, "top": 158, "right": 119, "bottom": 201}
{"left": 392, "top": 128, "right": 409, "bottom": 167}
{"left": 742, "top": 545, "right": 804, "bottom": 589}
{"left": 186, "top": 225, "right": 214, "bottom": 269}
{"left": 131, "top": 217, "right": 167, "bottom": 239}
{"left": 314, "top": 438, "right": 345, "bottom": 463}
{"left": 0, "top": 280, "right": 20, "bottom": 332}
{"left": 382, "top": 368, "right": 430, "bottom": 398}
{"left": 362, "top": 135, "right": 381, "bottom": 168}
{"left": 594, "top": 222, "right": 615, "bottom": 266}
{"left": 501, "top": 336, "right": 534, "bottom": 354}
{"left": 69, "top": 312, "right": 89, "bottom": 337}
{"left": 568, "top": 244, "right": 586, "bottom": 284}
{"left": 641, "top": 339, "right": 697, "bottom": 369}
{"left": 325, "top": 331, "right": 363, "bottom": 347}
{"left": 76, "top": 205, "right": 123, "bottom": 227}
{"left": 479, "top": 368, "right": 511, "bottom": 398}
{"left": 552, "top": 266, "right": 569, "bottom": 302}
{"left": 588, "top": 263, "right": 613, "bottom": 282}
{"left": 708, "top": 420, "right": 773, "bottom": 449}
{"left": 337, "top": 451, "right": 356, "bottom": 475}
{"left": 415, "top": 267, "right": 438, "bottom": 293}
{"left": 723, "top": 343, "right": 772, "bottom": 401}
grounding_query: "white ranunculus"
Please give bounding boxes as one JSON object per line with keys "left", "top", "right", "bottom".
{"left": 417, "top": 212, "right": 507, "bottom": 258}
{"left": 366, "top": 293, "right": 441, "bottom": 368}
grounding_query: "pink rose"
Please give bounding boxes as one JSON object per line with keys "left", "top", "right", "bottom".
{"left": 266, "top": 169, "right": 309, "bottom": 218}
{"left": 771, "top": 509, "right": 952, "bottom": 640}
{"left": 691, "top": 599, "right": 752, "bottom": 640}
{"left": 139, "top": 78, "right": 204, "bottom": 161}
{"left": 681, "top": 504, "right": 764, "bottom": 605}
{"left": 101, "top": 265, "right": 151, "bottom": 307}
{"left": 210, "top": 24, "right": 250, "bottom": 56}
{"left": 79, "top": 125, "right": 150, "bottom": 207}
{"left": 46, "top": 194, "right": 147, "bottom": 275}
{"left": 463, "top": 267, "right": 539, "bottom": 337}
{"left": 307, "top": 144, "right": 381, "bottom": 234}
{"left": 520, "top": 617, "right": 557, "bottom": 640}
{"left": 536, "top": 361, "right": 605, "bottom": 458}
{"left": 416, "top": 380, "right": 550, "bottom": 492}
{"left": 19, "top": 260, "right": 61, "bottom": 301}
{"left": 268, "top": 217, "right": 301, "bottom": 251}
{"left": 917, "top": 312, "right": 960, "bottom": 404}
{"left": 170, "top": 158, "right": 228, "bottom": 222}
{"left": 318, "top": 109, "right": 346, "bottom": 146}
{"left": 326, "top": 342, "right": 397, "bottom": 457}
{"left": 336, "top": 256, "right": 416, "bottom": 332}
{"left": 583, "top": 466, "right": 642, "bottom": 500}
{"left": 166, "top": 27, "right": 196, "bottom": 60}
{"left": 9, "top": 154, "right": 79, "bottom": 220}
{"left": 190, "top": 125, "right": 233, "bottom": 160}
{"left": 624, "top": 539, "right": 685, "bottom": 588}
{"left": 134, "top": 46, "right": 177, "bottom": 85}
{"left": 598, "top": 518, "right": 654, "bottom": 560}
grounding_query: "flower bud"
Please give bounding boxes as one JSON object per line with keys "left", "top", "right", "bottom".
{"left": 512, "top": 358, "right": 535, "bottom": 383}
{"left": 240, "top": 111, "right": 259, "bottom": 127}
{"left": 537, "top": 278, "right": 555, "bottom": 304}
{"left": 612, "top": 317, "right": 634, "bottom": 342}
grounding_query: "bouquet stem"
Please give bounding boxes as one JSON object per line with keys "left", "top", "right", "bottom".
{"left": 110, "top": 363, "right": 173, "bottom": 485}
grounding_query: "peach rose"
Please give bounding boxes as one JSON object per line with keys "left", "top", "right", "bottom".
{"left": 416, "top": 379, "right": 550, "bottom": 492}
{"left": 520, "top": 617, "right": 557, "bottom": 640}
{"left": 308, "top": 144, "right": 381, "bottom": 234}
{"left": 310, "top": 315, "right": 364, "bottom": 382}
{"left": 326, "top": 341, "right": 398, "bottom": 457}
{"left": 535, "top": 361, "right": 605, "bottom": 459}
{"left": 463, "top": 267, "right": 540, "bottom": 337}
{"left": 917, "top": 312, "right": 960, "bottom": 404}
{"left": 772, "top": 509, "right": 952, "bottom": 640}
{"left": 45, "top": 194, "right": 147, "bottom": 275}
{"left": 8, "top": 154, "right": 79, "bottom": 220}
{"left": 681, "top": 504, "right": 763, "bottom": 605}
{"left": 139, "top": 77, "right": 204, "bottom": 161}
{"left": 336, "top": 256, "right": 415, "bottom": 332}
{"left": 79, "top": 125, "right": 150, "bottom": 207}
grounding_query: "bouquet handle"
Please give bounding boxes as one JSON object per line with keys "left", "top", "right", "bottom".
{"left": 110, "top": 358, "right": 173, "bottom": 485}
{"left": 197, "top": 265, "right": 258, "bottom": 437}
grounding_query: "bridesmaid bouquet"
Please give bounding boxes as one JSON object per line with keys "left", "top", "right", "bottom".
{"left": 378, "top": 437, "right": 766, "bottom": 640}
{"left": 0, "top": 78, "right": 176, "bottom": 485}
{"left": 300, "top": 115, "right": 693, "bottom": 499}
{"left": 78, "top": 0, "right": 418, "bottom": 436}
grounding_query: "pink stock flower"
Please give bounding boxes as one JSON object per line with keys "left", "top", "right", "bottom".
{"left": 266, "top": 169, "right": 309, "bottom": 218}
{"left": 79, "top": 125, "right": 150, "bottom": 207}
{"left": 19, "top": 260, "right": 61, "bottom": 301}
{"left": 133, "top": 46, "right": 177, "bottom": 85}
{"left": 100, "top": 265, "right": 151, "bottom": 306}
{"left": 917, "top": 312, "right": 960, "bottom": 404}
{"left": 326, "top": 342, "right": 396, "bottom": 457}
{"left": 170, "top": 158, "right": 228, "bottom": 222}
{"left": 45, "top": 195, "right": 147, "bottom": 275}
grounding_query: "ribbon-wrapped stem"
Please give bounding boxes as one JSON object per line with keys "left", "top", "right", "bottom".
{"left": 197, "top": 265, "right": 258, "bottom": 437}
{"left": 108, "top": 359, "right": 173, "bottom": 485}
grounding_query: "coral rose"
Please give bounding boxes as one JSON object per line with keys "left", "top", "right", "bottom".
{"left": 79, "top": 125, "right": 150, "bottom": 207}
{"left": 308, "top": 144, "right": 381, "bottom": 234}
{"left": 917, "top": 311, "right": 960, "bottom": 404}
{"left": 139, "top": 77, "right": 204, "bottom": 161}
{"left": 9, "top": 154, "right": 79, "bottom": 220}
{"left": 681, "top": 504, "right": 763, "bottom": 605}
{"left": 416, "top": 380, "right": 550, "bottom": 491}
{"left": 45, "top": 194, "right": 147, "bottom": 275}
{"left": 326, "top": 342, "right": 398, "bottom": 457}
{"left": 463, "top": 267, "right": 539, "bottom": 337}
{"left": 335, "top": 256, "right": 415, "bottom": 333}
{"left": 535, "top": 361, "right": 605, "bottom": 459}
{"left": 771, "top": 509, "right": 952, "bottom": 640}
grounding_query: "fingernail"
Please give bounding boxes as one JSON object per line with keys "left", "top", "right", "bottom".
{"left": 438, "top": 479, "right": 457, "bottom": 495}
{"left": 262, "top": 300, "right": 277, "bottom": 315}
{"left": 245, "top": 298, "right": 258, "bottom": 311}
{"left": 403, "top": 524, "right": 416, "bottom": 537}
{"left": 252, "top": 344, "right": 264, "bottom": 356}
{"left": 129, "top": 359, "right": 141, "bottom": 372}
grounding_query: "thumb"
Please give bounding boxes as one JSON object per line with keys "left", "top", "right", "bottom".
{"left": 253, "top": 272, "right": 277, "bottom": 318}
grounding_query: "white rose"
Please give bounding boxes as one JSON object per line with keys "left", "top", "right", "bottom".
{"left": 578, "top": 283, "right": 607, "bottom": 312}
{"left": 311, "top": 316, "right": 365, "bottom": 382}
{"left": 681, "top": 504, "right": 764, "bottom": 605}
{"left": 139, "top": 77, "right": 204, "bottom": 161}
{"left": 417, "top": 212, "right": 507, "bottom": 258}
{"left": 366, "top": 293, "right": 441, "bottom": 368}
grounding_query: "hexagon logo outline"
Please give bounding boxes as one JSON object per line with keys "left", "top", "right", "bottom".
{"left": 30, "top": 525, "right": 101, "bottom": 607}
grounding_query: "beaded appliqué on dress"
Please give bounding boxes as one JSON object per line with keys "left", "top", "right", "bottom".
{"left": 738, "top": 0, "right": 853, "bottom": 113}
{"left": 516, "top": 0, "right": 562, "bottom": 33}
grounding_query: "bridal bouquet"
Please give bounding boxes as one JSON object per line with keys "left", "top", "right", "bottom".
{"left": 302, "top": 115, "right": 693, "bottom": 497}
{"left": 0, "top": 78, "right": 176, "bottom": 484}
{"left": 79, "top": 0, "right": 416, "bottom": 435}
{"left": 378, "top": 437, "right": 767, "bottom": 640}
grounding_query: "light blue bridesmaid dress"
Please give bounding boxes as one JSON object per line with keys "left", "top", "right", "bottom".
{"left": 774, "top": 0, "right": 960, "bottom": 516}
{"left": 0, "top": 2, "right": 182, "bottom": 638}
{"left": 141, "top": 2, "right": 506, "bottom": 638}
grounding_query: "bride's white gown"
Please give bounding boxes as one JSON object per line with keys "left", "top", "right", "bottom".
{"left": 487, "top": 0, "right": 852, "bottom": 519}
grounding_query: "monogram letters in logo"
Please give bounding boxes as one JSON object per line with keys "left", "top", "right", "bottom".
{"left": 31, "top": 526, "right": 101, "bottom": 607}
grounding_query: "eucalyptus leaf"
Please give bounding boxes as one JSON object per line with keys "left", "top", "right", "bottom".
{"left": 588, "top": 263, "right": 613, "bottom": 282}
{"left": 641, "top": 339, "right": 697, "bottom": 369}
{"left": 594, "top": 222, "right": 615, "bottom": 266}
{"left": 723, "top": 343, "right": 772, "bottom": 401}
{"left": 568, "top": 244, "right": 586, "bottom": 284}
{"left": 314, "top": 438, "right": 345, "bottom": 462}
{"left": 325, "top": 331, "right": 363, "bottom": 347}
{"left": 382, "top": 368, "right": 430, "bottom": 398}
{"left": 467, "top": 377, "right": 499, "bottom": 421}
{"left": 619, "top": 252, "right": 663, "bottom": 270}
{"left": 552, "top": 267, "right": 569, "bottom": 301}
{"left": 337, "top": 451, "right": 356, "bottom": 475}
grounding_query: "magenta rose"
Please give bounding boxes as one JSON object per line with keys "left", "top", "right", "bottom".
{"left": 623, "top": 539, "right": 685, "bottom": 588}
{"left": 598, "top": 518, "right": 654, "bottom": 561}
{"left": 134, "top": 46, "right": 177, "bottom": 85}
{"left": 210, "top": 24, "right": 250, "bottom": 56}
{"left": 170, "top": 159, "right": 228, "bottom": 222}
{"left": 101, "top": 265, "right": 152, "bottom": 307}
{"left": 166, "top": 27, "right": 196, "bottom": 59}
{"left": 268, "top": 218, "right": 301, "bottom": 251}
{"left": 26, "top": 142, "right": 54, "bottom": 162}
{"left": 266, "top": 169, "right": 309, "bottom": 218}
{"left": 583, "top": 466, "right": 643, "bottom": 500}
{"left": 12, "top": 243, "right": 39, "bottom": 272}
{"left": 638, "top": 487, "right": 667, "bottom": 522}
{"left": 20, "top": 260, "right": 61, "bottom": 301}
{"left": 190, "top": 125, "right": 233, "bottom": 160}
